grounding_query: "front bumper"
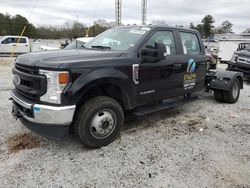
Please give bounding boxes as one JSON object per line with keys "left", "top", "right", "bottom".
{"left": 10, "top": 90, "right": 76, "bottom": 139}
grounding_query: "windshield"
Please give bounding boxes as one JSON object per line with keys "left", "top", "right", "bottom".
{"left": 84, "top": 27, "right": 151, "bottom": 51}
{"left": 64, "top": 40, "right": 85, "bottom": 50}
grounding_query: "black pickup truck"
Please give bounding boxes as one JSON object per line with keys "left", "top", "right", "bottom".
{"left": 227, "top": 44, "right": 250, "bottom": 79}
{"left": 11, "top": 26, "right": 243, "bottom": 148}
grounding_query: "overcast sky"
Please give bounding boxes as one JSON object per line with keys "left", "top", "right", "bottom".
{"left": 0, "top": 0, "right": 249, "bottom": 33}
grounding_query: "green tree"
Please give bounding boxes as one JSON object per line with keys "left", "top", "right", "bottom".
{"left": 243, "top": 28, "right": 250, "bottom": 33}
{"left": 0, "top": 13, "right": 12, "bottom": 35}
{"left": 195, "top": 24, "right": 205, "bottom": 38}
{"left": 202, "top": 15, "right": 215, "bottom": 38}
{"left": 189, "top": 23, "right": 195, "bottom": 30}
{"left": 215, "top": 20, "right": 233, "bottom": 34}
{"left": 87, "top": 24, "right": 109, "bottom": 37}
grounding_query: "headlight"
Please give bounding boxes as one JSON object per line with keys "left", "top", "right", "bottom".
{"left": 39, "top": 70, "right": 69, "bottom": 104}
{"left": 230, "top": 54, "right": 238, "bottom": 63}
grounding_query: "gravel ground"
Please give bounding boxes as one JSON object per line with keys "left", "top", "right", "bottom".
{"left": 0, "top": 58, "right": 249, "bottom": 188}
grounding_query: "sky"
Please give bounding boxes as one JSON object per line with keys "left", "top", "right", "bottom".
{"left": 0, "top": 0, "right": 249, "bottom": 33}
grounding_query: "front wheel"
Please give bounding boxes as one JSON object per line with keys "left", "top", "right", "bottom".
{"left": 74, "top": 96, "right": 124, "bottom": 148}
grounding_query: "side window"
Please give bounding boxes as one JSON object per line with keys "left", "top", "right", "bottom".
{"left": 20, "top": 38, "right": 27, "bottom": 44}
{"left": 145, "top": 31, "right": 176, "bottom": 55}
{"left": 180, "top": 32, "right": 201, "bottom": 55}
{"left": 1, "top": 39, "right": 8, "bottom": 44}
{"left": 1, "top": 38, "right": 14, "bottom": 44}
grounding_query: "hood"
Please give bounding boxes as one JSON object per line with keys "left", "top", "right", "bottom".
{"left": 16, "top": 49, "right": 123, "bottom": 69}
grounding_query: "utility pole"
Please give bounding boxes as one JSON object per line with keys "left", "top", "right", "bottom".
{"left": 115, "top": 0, "right": 122, "bottom": 26}
{"left": 141, "top": 0, "right": 147, "bottom": 25}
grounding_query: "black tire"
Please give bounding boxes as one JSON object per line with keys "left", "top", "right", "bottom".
{"left": 210, "top": 63, "right": 217, "bottom": 70}
{"left": 214, "top": 89, "right": 224, "bottom": 102}
{"left": 74, "top": 96, "right": 124, "bottom": 148}
{"left": 222, "top": 78, "right": 240, "bottom": 103}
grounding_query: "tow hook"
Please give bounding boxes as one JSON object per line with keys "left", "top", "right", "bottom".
{"left": 9, "top": 97, "right": 21, "bottom": 120}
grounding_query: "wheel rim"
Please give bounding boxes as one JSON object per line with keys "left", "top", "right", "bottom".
{"left": 90, "top": 109, "right": 116, "bottom": 139}
{"left": 232, "top": 81, "right": 239, "bottom": 99}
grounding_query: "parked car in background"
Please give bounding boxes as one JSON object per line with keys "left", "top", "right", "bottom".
{"left": 218, "top": 40, "right": 250, "bottom": 63}
{"left": 0, "top": 36, "right": 30, "bottom": 54}
{"left": 236, "top": 42, "right": 250, "bottom": 51}
{"left": 205, "top": 45, "right": 218, "bottom": 69}
{"left": 227, "top": 45, "right": 250, "bottom": 80}
{"left": 39, "top": 45, "right": 59, "bottom": 51}
{"left": 64, "top": 37, "right": 94, "bottom": 50}
{"left": 39, "top": 37, "right": 94, "bottom": 51}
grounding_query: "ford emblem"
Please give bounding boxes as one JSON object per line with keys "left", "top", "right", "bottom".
{"left": 13, "top": 74, "right": 21, "bottom": 85}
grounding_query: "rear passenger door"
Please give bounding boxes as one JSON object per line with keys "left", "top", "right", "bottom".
{"left": 15, "top": 37, "right": 30, "bottom": 53}
{"left": 177, "top": 31, "right": 207, "bottom": 93}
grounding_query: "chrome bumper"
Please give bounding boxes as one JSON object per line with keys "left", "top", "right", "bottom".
{"left": 11, "top": 91, "right": 76, "bottom": 126}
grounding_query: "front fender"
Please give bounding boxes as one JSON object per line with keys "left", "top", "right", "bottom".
{"left": 66, "top": 68, "right": 132, "bottom": 106}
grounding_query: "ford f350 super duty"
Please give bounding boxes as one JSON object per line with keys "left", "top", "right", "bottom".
{"left": 11, "top": 26, "right": 243, "bottom": 148}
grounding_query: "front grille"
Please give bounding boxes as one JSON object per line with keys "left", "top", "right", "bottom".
{"left": 15, "top": 63, "right": 39, "bottom": 75}
{"left": 21, "top": 79, "right": 34, "bottom": 88}
{"left": 13, "top": 63, "right": 46, "bottom": 101}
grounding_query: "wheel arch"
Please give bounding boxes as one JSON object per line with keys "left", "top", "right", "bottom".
{"left": 75, "top": 78, "right": 131, "bottom": 109}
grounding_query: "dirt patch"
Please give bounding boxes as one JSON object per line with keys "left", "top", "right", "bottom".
{"left": 5, "top": 133, "right": 42, "bottom": 154}
{"left": 186, "top": 119, "right": 208, "bottom": 132}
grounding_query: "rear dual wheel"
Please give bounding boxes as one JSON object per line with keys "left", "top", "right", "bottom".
{"left": 214, "top": 78, "right": 240, "bottom": 103}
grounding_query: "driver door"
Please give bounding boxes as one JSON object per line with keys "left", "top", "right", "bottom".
{"left": 138, "top": 30, "right": 185, "bottom": 105}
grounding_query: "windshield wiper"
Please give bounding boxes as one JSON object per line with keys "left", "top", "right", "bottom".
{"left": 91, "top": 45, "right": 111, "bottom": 50}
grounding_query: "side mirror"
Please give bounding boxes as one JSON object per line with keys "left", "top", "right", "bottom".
{"left": 140, "top": 42, "right": 166, "bottom": 63}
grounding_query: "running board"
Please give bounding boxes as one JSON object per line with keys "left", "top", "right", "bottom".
{"left": 133, "top": 95, "right": 200, "bottom": 116}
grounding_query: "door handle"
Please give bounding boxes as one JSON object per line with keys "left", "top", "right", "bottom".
{"left": 13, "top": 44, "right": 16, "bottom": 46}
{"left": 173, "top": 63, "right": 182, "bottom": 70}
{"left": 173, "top": 63, "right": 182, "bottom": 67}
{"left": 200, "top": 62, "right": 207, "bottom": 65}
{"left": 25, "top": 45, "right": 28, "bottom": 46}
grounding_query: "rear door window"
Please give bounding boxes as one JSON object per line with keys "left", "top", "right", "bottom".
{"left": 19, "top": 38, "right": 27, "bottom": 43}
{"left": 180, "top": 32, "right": 201, "bottom": 55}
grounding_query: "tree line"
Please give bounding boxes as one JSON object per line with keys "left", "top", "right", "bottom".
{"left": 189, "top": 15, "right": 237, "bottom": 38}
{"left": 1, "top": 13, "right": 250, "bottom": 40}
{"left": 0, "top": 13, "right": 110, "bottom": 39}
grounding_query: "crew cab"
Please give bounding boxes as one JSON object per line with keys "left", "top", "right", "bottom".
{"left": 10, "top": 26, "right": 243, "bottom": 148}
{"left": 0, "top": 36, "right": 30, "bottom": 54}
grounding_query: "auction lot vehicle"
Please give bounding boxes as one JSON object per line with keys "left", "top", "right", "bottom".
{"left": 227, "top": 45, "right": 250, "bottom": 79}
{"left": 218, "top": 40, "right": 250, "bottom": 63}
{"left": 64, "top": 37, "right": 94, "bottom": 50}
{"left": 10, "top": 26, "right": 243, "bottom": 148}
{"left": 205, "top": 45, "right": 218, "bottom": 69}
{"left": 39, "top": 37, "right": 94, "bottom": 51}
{"left": 0, "top": 36, "right": 30, "bottom": 54}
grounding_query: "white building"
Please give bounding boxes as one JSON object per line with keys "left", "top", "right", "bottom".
{"left": 214, "top": 33, "right": 250, "bottom": 40}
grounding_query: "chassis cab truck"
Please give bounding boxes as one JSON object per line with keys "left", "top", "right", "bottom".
{"left": 10, "top": 26, "right": 243, "bottom": 148}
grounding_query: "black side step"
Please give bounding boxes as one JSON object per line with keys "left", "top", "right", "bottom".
{"left": 133, "top": 95, "right": 200, "bottom": 116}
